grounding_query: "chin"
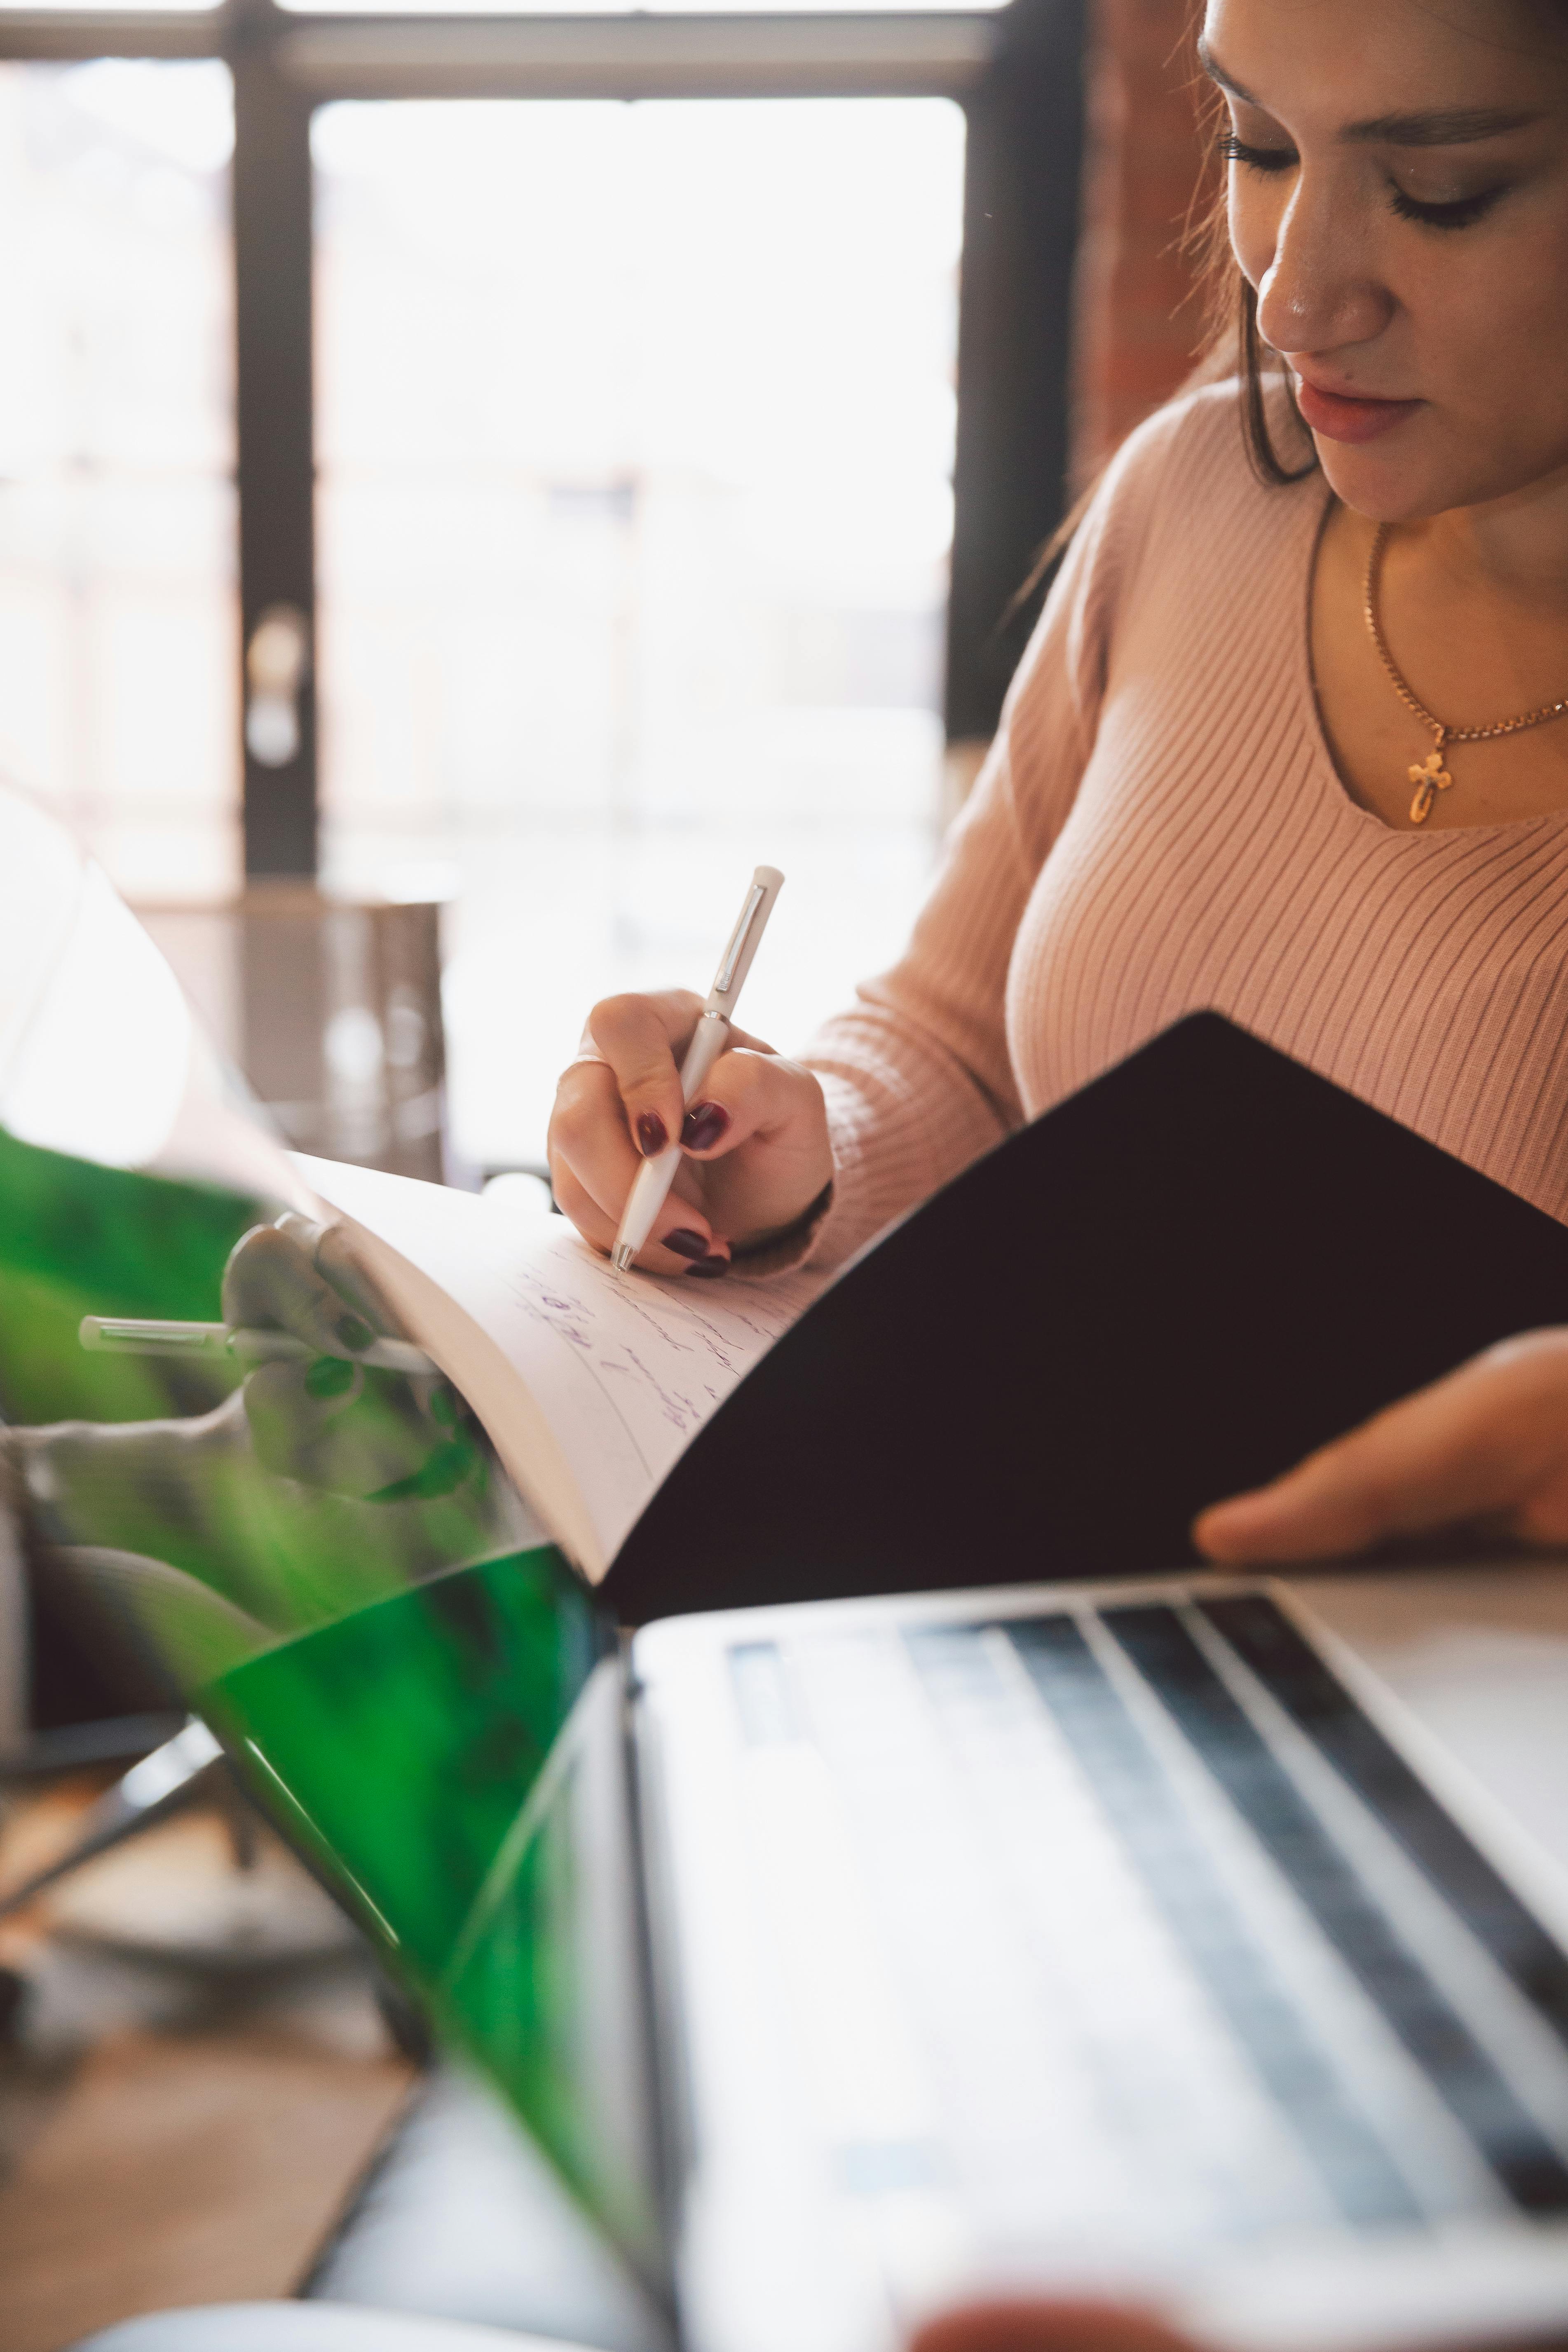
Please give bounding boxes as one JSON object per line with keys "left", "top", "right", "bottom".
{"left": 1310, "top": 413, "right": 1568, "bottom": 525}
{"left": 1312, "top": 436, "right": 1461, "bottom": 526}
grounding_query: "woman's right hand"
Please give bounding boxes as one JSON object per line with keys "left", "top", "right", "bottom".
{"left": 548, "top": 989, "right": 834, "bottom": 1276}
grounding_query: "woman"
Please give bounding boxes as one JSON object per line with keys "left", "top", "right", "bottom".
{"left": 553, "top": 15, "right": 1568, "bottom": 2349}
{"left": 553, "top": 0, "right": 1568, "bottom": 1309}
{"left": 552, "top": 0, "right": 1568, "bottom": 1583}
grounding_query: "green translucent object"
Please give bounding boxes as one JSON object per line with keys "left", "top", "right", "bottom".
{"left": 198, "top": 1548, "right": 660, "bottom": 2266}
{"left": 202, "top": 1546, "right": 600, "bottom": 1977}
{"left": 436, "top": 1651, "right": 662, "bottom": 2275}
{"left": 0, "top": 1126, "right": 255, "bottom": 1426}
{"left": 0, "top": 1115, "right": 655, "bottom": 2263}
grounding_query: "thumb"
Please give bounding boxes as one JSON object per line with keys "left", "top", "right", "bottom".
{"left": 1195, "top": 1329, "right": 1568, "bottom": 1564}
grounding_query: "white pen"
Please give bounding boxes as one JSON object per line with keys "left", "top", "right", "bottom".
{"left": 612, "top": 865, "right": 784, "bottom": 1275}
{"left": 79, "top": 1316, "right": 436, "bottom": 1376}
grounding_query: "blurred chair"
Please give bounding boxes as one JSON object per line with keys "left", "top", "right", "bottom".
{"left": 136, "top": 887, "right": 448, "bottom": 1183}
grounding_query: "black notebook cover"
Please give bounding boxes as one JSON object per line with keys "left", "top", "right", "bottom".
{"left": 603, "top": 1014, "right": 1568, "bottom": 1623}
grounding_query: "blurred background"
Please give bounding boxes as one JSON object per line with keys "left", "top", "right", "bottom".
{"left": 0, "top": 0, "right": 1207, "bottom": 1187}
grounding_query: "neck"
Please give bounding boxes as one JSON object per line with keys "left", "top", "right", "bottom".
{"left": 1420, "top": 467, "right": 1568, "bottom": 614}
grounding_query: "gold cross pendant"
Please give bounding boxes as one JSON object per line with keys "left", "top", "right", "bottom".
{"left": 1408, "top": 749, "right": 1453, "bottom": 825}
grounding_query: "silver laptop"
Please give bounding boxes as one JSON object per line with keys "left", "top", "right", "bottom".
{"left": 519, "top": 1574, "right": 1568, "bottom": 2352}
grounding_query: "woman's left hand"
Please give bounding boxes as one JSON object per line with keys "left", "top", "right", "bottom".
{"left": 1194, "top": 1328, "right": 1568, "bottom": 1565}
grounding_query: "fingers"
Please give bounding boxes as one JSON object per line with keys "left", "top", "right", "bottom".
{"left": 222, "top": 1224, "right": 378, "bottom": 1359}
{"left": 550, "top": 1057, "right": 727, "bottom": 1276}
{"left": 909, "top": 2300, "right": 1193, "bottom": 2352}
{"left": 585, "top": 991, "right": 703, "bottom": 1163}
{"left": 673, "top": 1048, "right": 811, "bottom": 1156}
{"left": 1194, "top": 1328, "right": 1568, "bottom": 1564}
{"left": 550, "top": 990, "right": 829, "bottom": 1269}
{"left": 672, "top": 1048, "right": 835, "bottom": 1246}
{"left": 550, "top": 1058, "right": 651, "bottom": 1232}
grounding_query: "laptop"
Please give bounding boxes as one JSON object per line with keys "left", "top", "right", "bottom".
{"left": 498, "top": 1568, "right": 1568, "bottom": 2352}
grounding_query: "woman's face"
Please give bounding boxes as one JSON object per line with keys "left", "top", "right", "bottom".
{"left": 1205, "top": 0, "right": 1568, "bottom": 523}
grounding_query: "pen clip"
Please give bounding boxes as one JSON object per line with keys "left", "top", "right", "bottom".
{"left": 708, "top": 866, "right": 782, "bottom": 1008}
{"left": 712, "top": 883, "right": 766, "bottom": 1000}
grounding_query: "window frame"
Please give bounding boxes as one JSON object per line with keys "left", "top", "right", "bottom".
{"left": 0, "top": 0, "right": 1085, "bottom": 877}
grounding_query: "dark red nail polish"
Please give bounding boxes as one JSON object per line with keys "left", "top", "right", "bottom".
{"left": 663, "top": 1228, "right": 709, "bottom": 1261}
{"left": 687, "top": 1253, "right": 729, "bottom": 1279}
{"left": 636, "top": 1112, "right": 668, "bottom": 1157}
{"left": 337, "top": 1313, "right": 373, "bottom": 1353}
{"left": 682, "top": 1102, "right": 730, "bottom": 1153}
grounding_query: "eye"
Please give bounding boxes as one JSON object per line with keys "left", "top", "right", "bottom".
{"left": 1220, "top": 134, "right": 1298, "bottom": 177}
{"left": 1388, "top": 182, "right": 1507, "bottom": 232}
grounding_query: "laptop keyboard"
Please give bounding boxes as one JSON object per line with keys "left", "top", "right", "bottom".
{"left": 727, "top": 1594, "right": 1568, "bottom": 2258}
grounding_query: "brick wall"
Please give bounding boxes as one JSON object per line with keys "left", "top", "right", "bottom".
{"left": 1071, "top": 0, "right": 1220, "bottom": 481}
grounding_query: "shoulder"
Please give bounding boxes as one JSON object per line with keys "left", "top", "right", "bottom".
{"left": 1092, "top": 375, "right": 1311, "bottom": 548}
{"left": 1007, "top": 385, "right": 1256, "bottom": 702}
{"left": 997, "top": 379, "right": 1319, "bottom": 794}
{"left": 1035, "top": 378, "right": 1317, "bottom": 673}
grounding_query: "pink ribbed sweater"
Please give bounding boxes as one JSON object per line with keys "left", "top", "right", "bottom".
{"left": 799, "top": 382, "right": 1568, "bottom": 1271}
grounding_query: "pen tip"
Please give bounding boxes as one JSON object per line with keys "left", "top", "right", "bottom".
{"left": 612, "top": 1243, "right": 636, "bottom": 1273}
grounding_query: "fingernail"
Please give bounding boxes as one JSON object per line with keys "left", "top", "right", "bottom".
{"left": 305, "top": 1355, "right": 358, "bottom": 1399}
{"left": 636, "top": 1112, "right": 668, "bottom": 1158}
{"left": 682, "top": 1102, "right": 729, "bottom": 1153}
{"left": 686, "top": 1253, "right": 729, "bottom": 1279}
{"left": 662, "top": 1229, "right": 710, "bottom": 1262}
{"left": 337, "top": 1313, "right": 374, "bottom": 1353}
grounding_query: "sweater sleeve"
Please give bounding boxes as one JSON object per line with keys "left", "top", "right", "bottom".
{"left": 775, "top": 405, "right": 1171, "bottom": 1273}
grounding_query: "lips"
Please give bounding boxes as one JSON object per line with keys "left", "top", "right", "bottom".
{"left": 1294, "top": 374, "right": 1424, "bottom": 445}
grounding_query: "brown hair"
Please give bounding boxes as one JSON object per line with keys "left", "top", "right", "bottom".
{"left": 1193, "top": 110, "right": 1316, "bottom": 491}
{"left": 1015, "top": 23, "right": 1311, "bottom": 609}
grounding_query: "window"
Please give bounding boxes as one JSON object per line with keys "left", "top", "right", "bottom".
{"left": 315, "top": 94, "right": 963, "bottom": 1164}
{"left": 0, "top": 0, "right": 1085, "bottom": 1169}
{"left": 0, "top": 59, "right": 238, "bottom": 897}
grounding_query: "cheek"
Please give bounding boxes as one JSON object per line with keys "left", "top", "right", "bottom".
{"left": 1376, "top": 219, "right": 1568, "bottom": 510}
{"left": 1415, "top": 223, "right": 1568, "bottom": 424}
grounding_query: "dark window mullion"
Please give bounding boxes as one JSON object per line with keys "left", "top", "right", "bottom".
{"left": 947, "top": 0, "right": 1085, "bottom": 739}
{"left": 233, "top": 14, "right": 319, "bottom": 877}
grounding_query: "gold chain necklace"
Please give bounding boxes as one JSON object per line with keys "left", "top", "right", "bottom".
{"left": 1363, "top": 521, "right": 1568, "bottom": 823}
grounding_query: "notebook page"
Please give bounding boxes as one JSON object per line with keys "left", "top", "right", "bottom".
{"left": 500, "top": 1218, "right": 828, "bottom": 1539}
{"left": 297, "top": 1158, "right": 829, "bottom": 1579}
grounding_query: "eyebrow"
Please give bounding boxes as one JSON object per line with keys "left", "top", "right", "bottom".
{"left": 1344, "top": 108, "right": 1539, "bottom": 148}
{"left": 1196, "top": 40, "right": 1538, "bottom": 148}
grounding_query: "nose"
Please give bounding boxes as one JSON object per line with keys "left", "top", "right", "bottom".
{"left": 1253, "top": 172, "right": 1393, "bottom": 361}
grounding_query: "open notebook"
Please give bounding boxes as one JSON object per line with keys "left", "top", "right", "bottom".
{"left": 26, "top": 1004, "right": 1568, "bottom": 1649}
{"left": 295, "top": 1156, "right": 832, "bottom": 1585}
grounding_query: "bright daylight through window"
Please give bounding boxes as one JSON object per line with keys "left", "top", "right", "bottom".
{"left": 314, "top": 96, "right": 966, "bottom": 1173}
{"left": 0, "top": 60, "right": 237, "bottom": 900}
